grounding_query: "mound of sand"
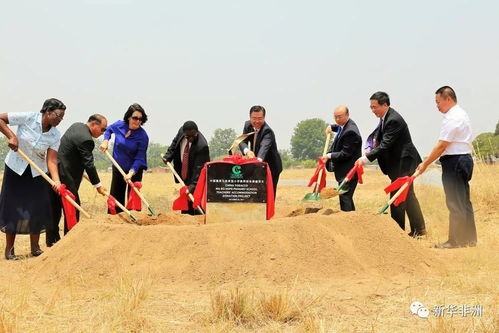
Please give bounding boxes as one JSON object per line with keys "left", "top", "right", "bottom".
{"left": 28, "top": 211, "right": 445, "bottom": 286}
{"left": 102, "top": 211, "right": 204, "bottom": 226}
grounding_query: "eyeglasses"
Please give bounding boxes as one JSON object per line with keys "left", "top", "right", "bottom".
{"left": 185, "top": 133, "right": 198, "bottom": 139}
{"left": 131, "top": 116, "right": 143, "bottom": 122}
{"left": 51, "top": 111, "right": 64, "bottom": 120}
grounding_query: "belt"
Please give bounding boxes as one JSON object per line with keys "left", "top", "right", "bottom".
{"left": 439, "top": 153, "right": 471, "bottom": 161}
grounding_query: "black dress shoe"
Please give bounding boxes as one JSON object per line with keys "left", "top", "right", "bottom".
{"left": 5, "top": 248, "right": 19, "bottom": 260}
{"left": 434, "top": 241, "right": 457, "bottom": 249}
{"left": 31, "top": 248, "right": 44, "bottom": 257}
{"left": 408, "top": 229, "right": 427, "bottom": 238}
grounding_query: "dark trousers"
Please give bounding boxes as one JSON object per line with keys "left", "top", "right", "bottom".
{"left": 181, "top": 200, "right": 203, "bottom": 215}
{"left": 440, "top": 154, "right": 476, "bottom": 246}
{"left": 338, "top": 176, "right": 358, "bottom": 211}
{"left": 109, "top": 166, "right": 144, "bottom": 213}
{"left": 388, "top": 176, "right": 426, "bottom": 232}
{"left": 272, "top": 172, "right": 280, "bottom": 199}
{"left": 47, "top": 182, "right": 80, "bottom": 246}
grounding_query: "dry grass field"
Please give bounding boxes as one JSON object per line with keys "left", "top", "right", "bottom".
{"left": 0, "top": 164, "right": 497, "bottom": 332}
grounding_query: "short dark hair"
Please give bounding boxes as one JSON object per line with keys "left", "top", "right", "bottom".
{"left": 123, "top": 103, "right": 148, "bottom": 124}
{"left": 87, "top": 114, "right": 106, "bottom": 124}
{"left": 370, "top": 91, "right": 390, "bottom": 106}
{"left": 249, "top": 105, "right": 266, "bottom": 116}
{"left": 435, "top": 86, "right": 457, "bottom": 102}
{"left": 182, "top": 120, "right": 198, "bottom": 131}
{"left": 40, "top": 98, "right": 66, "bottom": 114}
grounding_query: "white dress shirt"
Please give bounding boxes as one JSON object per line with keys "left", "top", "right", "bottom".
{"left": 439, "top": 105, "right": 473, "bottom": 155}
{"left": 5, "top": 112, "right": 61, "bottom": 177}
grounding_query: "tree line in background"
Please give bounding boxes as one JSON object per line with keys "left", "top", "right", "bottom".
{"left": 472, "top": 120, "right": 499, "bottom": 163}
{"left": 0, "top": 120, "right": 496, "bottom": 171}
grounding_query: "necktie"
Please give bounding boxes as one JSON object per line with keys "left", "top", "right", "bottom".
{"left": 252, "top": 130, "right": 258, "bottom": 152}
{"left": 181, "top": 142, "right": 190, "bottom": 180}
{"left": 333, "top": 126, "right": 342, "bottom": 149}
{"left": 376, "top": 118, "right": 383, "bottom": 144}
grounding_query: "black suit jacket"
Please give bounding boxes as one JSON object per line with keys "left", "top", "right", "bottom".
{"left": 366, "top": 108, "right": 422, "bottom": 178}
{"left": 327, "top": 119, "right": 362, "bottom": 182}
{"left": 239, "top": 121, "right": 283, "bottom": 177}
{"left": 165, "top": 127, "right": 210, "bottom": 188}
{"left": 57, "top": 122, "right": 100, "bottom": 192}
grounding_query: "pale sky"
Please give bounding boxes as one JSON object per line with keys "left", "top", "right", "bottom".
{"left": 1, "top": 0, "right": 498, "bottom": 155}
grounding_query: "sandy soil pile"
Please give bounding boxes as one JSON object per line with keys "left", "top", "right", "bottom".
{"left": 102, "top": 211, "right": 204, "bottom": 226}
{"left": 28, "top": 210, "right": 444, "bottom": 287}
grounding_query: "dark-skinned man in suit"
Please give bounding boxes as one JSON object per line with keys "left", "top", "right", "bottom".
{"left": 355, "top": 92, "right": 426, "bottom": 237}
{"left": 163, "top": 121, "right": 210, "bottom": 215}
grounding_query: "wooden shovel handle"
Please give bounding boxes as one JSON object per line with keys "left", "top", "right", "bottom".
{"left": 16, "top": 148, "right": 91, "bottom": 219}
{"left": 82, "top": 174, "right": 137, "bottom": 221}
{"left": 166, "top": 161, "right": 205, "bottom": 215}
{"left": 103, "top": 150, "right": 152, "bottom": 209}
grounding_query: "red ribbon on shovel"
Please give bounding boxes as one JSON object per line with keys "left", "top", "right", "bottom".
{"left": 307, "top": 157, "right": 327, "bottom": 192}
{"left": 172, "top": 186, "right": 190, "bottom": 211}
{"left": 107, "top": 195, "right": 118, "bottom": 215}
{"left": 384, "top": 175, "right": 416, "bottom": 207}
{"left": 57, "top": 184, "right": 78, "bottom": 231}
{"left": 346, "top": 164, "right": 364, "bottom": 184}
{"left": 126, "top": 182, "right": 142, "bottom": 210}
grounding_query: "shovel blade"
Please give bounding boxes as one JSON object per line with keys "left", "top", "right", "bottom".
{"left": 303, "top": 192, "right": 321, "bottom": 201}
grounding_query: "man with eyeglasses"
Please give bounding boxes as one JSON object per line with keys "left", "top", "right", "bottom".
{"left": 162, "top": 121, "right": 210, "bottom": 215}
{"left": 47, "top": 114, "right": 108, "bottom": 246}
{"left": 355, "top": 91, "right": 426, "bottom": 238}
{"left": 239, "top": 105, "right": 282, "bottom": 198}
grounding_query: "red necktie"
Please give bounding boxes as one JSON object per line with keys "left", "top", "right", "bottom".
{"left": 181, "top": 142, "right": 190, "bottom": 180}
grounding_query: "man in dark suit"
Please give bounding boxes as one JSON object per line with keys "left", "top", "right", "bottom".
{"left": 47, "top": 114, "right": 108, "bottom": 246}
{"left": 355, "top": 92, "right": 426, "bottom": 237}
{"left": 239, "top": 105, "right": 283, "bottom": 198}
{"left": 322, "top": 105, "right": 362, "bottom": 211}
{"left": 163, "top": 121, "right": 210, "bottom": 215}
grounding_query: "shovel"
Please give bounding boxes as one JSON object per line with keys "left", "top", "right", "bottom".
{"left": 328, "top": 164, "right": 364, "bottom": 197}
{"left": 16, "top": 148, "right": 91, "bottom": 219}
{"left": 82, "top": 174, "right": 138, "bottom": 222}
{"left": 378, "top": 170, "right": 420, "bottom": 215}
{"left": 302, "top": 133, "right": 332, "bottom": 208}
{"left": 102, "top": 150, "right": 156, "bottom": 216}
{"left": 163, "top": 156, "right": 205, "bottom": 215}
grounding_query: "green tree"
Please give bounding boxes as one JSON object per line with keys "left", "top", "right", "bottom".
{"left": 147, "top": 142, "right": 169, "bottom": 169}
{"left": 279, "top": 149, "right": 298, "bottom": 169}
{"left": 495, "top": 120, "right": 499, "bottom": 136}
{"left": 0, "top": 137, "right": 9, "bottom": 170}
{"left": 290, "top": 118, "right": 329, "bottom": 160}
{"left": 472, "top": 132, "right": 499, "bottom": 160}
{"left": 209, "top": 128, "right": 237, "bottom": 160}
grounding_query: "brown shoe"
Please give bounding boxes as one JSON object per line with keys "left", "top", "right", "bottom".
{"left": 434, "top": 241, "right": 457, "bottom": 249}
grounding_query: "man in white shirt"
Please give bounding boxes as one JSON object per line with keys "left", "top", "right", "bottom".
{"left": 417, "top": 86, "right": 477, "bottom": 248}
